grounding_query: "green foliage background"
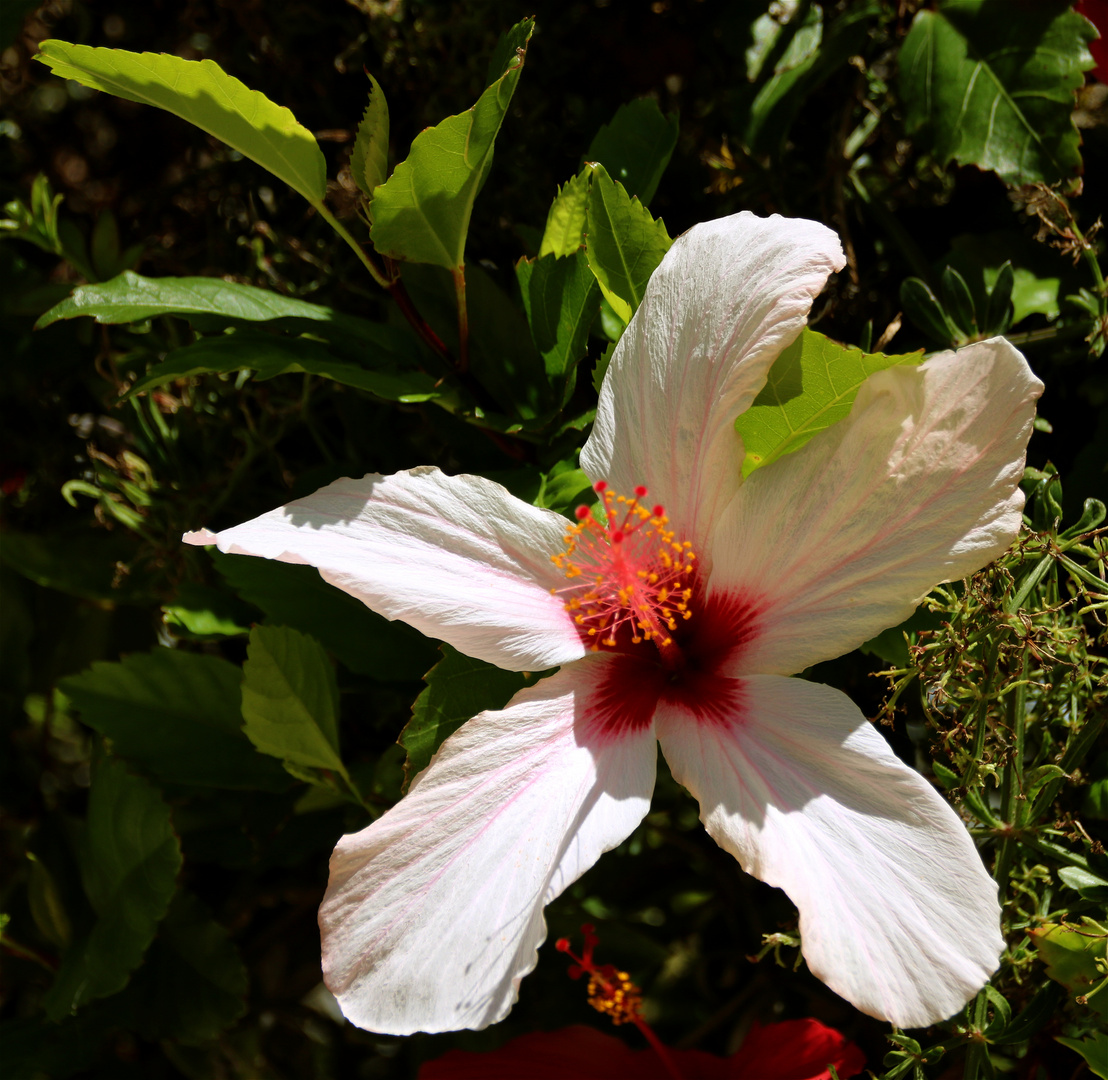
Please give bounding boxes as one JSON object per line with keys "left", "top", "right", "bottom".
{"left": 1, "top": 1, "right": 1106, "bottom": 1078}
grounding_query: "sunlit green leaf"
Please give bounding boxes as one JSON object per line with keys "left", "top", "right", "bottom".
{"left": 735, "top": 328, "right": 922, "bottom": 477}
{"left": 241, "top": 625, "right": 346, "bottom": 778}
{"left": 35, "top": 41, "right": 327, "bottom": 204}
{"left": 1029, "top": 919, "right": 1108, "bottom": 1019}
{"left": 60, "top": 649, "right": 290, "bottom": 790}
{"left": 584, "top": 98, "right": 679, "bottom": 204}
{"left": 539, "top": 169, "right": 590, "bottom": 258}
{"left": 900, "top": 0, "right": 1095, "bottom": 185}
{"left": 350, "top": 71, "right": 389, "bottom": 200}
{"left": 369, "top": 18, "right": 534, "bottom": 269}
{"left": 584, "top": 163, "right": 671, "bottom": 325}
{"left": 45, "top": 754, "right": 182, "bottom": 1019}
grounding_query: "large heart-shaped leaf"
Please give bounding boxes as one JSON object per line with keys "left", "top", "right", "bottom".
{"left": 35, "top": 41, "right": 326, "bottom": 205}
{"left": 899, "top": 0, "right": 1095, "bottom": 185}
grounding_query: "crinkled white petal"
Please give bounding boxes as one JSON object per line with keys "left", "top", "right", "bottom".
{"left": 319, "top": 657, "right": 658, "bottom": 1034}
{"left": 711, "top": 338, "right": 1043, "bottom": 676}
{"left": 581, "top": 212, "right": 844, "bottom": 550}
{"left": 184, "top": 467, "right": 586, "bottom": 671}
{"left": 655, "top": 674, "right": 1003, "bottom": 1028}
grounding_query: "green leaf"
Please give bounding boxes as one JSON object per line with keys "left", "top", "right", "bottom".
{"left": 899, "top": 277, "right": 957, "bottom": 346}
{"left": 212, "top": 551, "right": 435, "bottom": 681}
{"left": 45, "top": 754, "right": 183, "bottom": 1019}
{"left": 400, "top": 644, "right": 543, "bottom": 789}
{"left": 60, "top": 649, "right": 290, "bottom": 791}
{"left": 241, "top": 625, "right": 347, "bottom": 779}
{"left": 948, "top": 231, "right": 1066, "bottom": 323}
{"left": 162, "top": 583, "right": 254, "bottom": 640}
{"left": 1058, "top": 866, "right": 1108, "bottom": 903}
{"left": 368, "top": 18, "right": 534, "bottom": 269}
{"left": 584, "top": 162, "right": 671, "bottom": 325}
{"left": 0, "top": 526, "right": 152, "bottom": 605}
{"left": 536, "top": 465, "right": 595, "bottom": 516}
{"left": 983, "top": 261, "right": 1015, "bottom": 335}
{"left": 744, "top": 3, "right": 876, "bottom": 156}
{"left": 515, "top": 248, "right": 601, "bottom": 403}
{"left": 350, "top": 72, "right": 389, "bottom": 200}
{"left": 584, "top": 98, "right": 679, "bottom": 205}
{"left": 35, "top": 41, "right": 326, "bottom": 205}
{"left": 1029, "top": 920, "right": 1108, "bottom": 1019}
{"left": 899, "top": 1, "right": 1096, "bottom": 185}
{"left": 1056, "top": 1033, "right": 1108, "bottom": 1080}
{"left": 37, "top": 271, "right": 400, "bottom": 341}
{"left": 735, "top": 328, "right": 923, "bottom": 477}
{"left": 940, "top": 264, "right": 978, "bottom": 338}
{"left": 539, "top": 169, "right": 590, "bottom": 258}
{"left": 119, "top": 891, "right": 248, "bottom": 1045}
{"left": 126, "top": 330, "right": 440, "bottom": 403}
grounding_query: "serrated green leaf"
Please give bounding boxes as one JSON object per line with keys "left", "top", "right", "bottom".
{"left": 515, "top": 248, "right": 601, "bottom": 403}
{"left": 45, "top": 754, "right": 183, "bottom": 1019}
{"left": 584, "top": 162, "right": 671, "bottom": 325}
{"left": 351, "top": 71, "right": 389, "bottom": 200}
{"left": 241, "top": 625, "right": 346, "bottom": 778}
{"left": 119, "top": 891, "right": 248, "bottom": 1045}
{"left": 126, "top": 330, "right": 440, "bottom": 403}
{"left": 35, "top": 41, "right": 326, "bottom": 204}
{"left": 399, "top": 644, "right": 543, "bottom": 789}
{"left": 1055, "top": 1033, "right": 1108, "bottom": 1080}
{"left": 212, "top": 551, "right": 435, "bottom": 681}
{"left": 1030, "top": 920, "right": 1108, "bottom": 1018}
{"left": 899, "top": 1, "right": 1095, "bottom": 185}
{"left": 539, "top": 169, "right": 591, "bottom": 258}
{"left": 369, "top": 18, "right": 533, "bottom": 269}
{"left": 584, "top": 98, "right": 679, "bottom": 205}
{"left": 735, "top": 328, "right": 923, "bottom": 478}
{"left": 61, "top": 649, "right": 290, "bottom": 791}
{"left": 593, "top": 339, "right": 617, "bottom": 394}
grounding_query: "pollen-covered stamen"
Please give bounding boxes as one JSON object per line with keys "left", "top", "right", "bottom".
{"left": 551, "top": 481, "right": 696, "bottom": 662}
{"left": 555, "top": 925, "right": 643, "bottom": 1026}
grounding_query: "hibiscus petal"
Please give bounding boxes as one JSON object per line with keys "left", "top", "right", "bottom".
{"left": 581, "top": 212, "right": 844, "bottom": 550}
{"left": 711, "top": 338, "right": 1043, "bottom": 676}
{"left": 320, "top": 658, "right": 657, "bottom": 1034}
{"left": 184, "top": 467, "right": 586, "bottom": 671}
{"left": 655, "top": 675, "right": 1003, "bottom": 1028}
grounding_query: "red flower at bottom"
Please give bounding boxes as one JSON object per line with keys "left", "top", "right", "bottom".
{"left": 419, "top": 1019, "right": 866, "bottom": 1080}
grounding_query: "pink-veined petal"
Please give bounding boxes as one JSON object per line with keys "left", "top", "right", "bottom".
{"left": 655, "top": 675, "right": 1003, "bottom": 1028}
{"left": 711, "top": 338, "right": 1042, "bottom": 676}
{"left": 183, "top": 467, "right": 586, "bottom": 671}
{"left": 581, "top": 213, "right": 844, "bottom": 551}
{"left": 319, "top": 657, "right": 658, "bottom": 1035}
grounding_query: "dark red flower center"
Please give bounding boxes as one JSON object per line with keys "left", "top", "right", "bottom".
{"left": 553, "top": 482, "right": 763, "bottom": 738}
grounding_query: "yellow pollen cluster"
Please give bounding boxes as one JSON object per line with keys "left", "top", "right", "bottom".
{"left": 550, "top": 482, "right": 695, "bottom": 651}
{"left": 586, "top": 968, "right": 643, "bottom": 1025}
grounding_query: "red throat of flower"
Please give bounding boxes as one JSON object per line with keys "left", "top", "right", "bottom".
{"left": 552, "top": 482, "right": 696, "bottom": 668}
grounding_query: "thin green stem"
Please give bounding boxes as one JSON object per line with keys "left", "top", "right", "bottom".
{"left": 315, "top": 203, "right": 393, "bottom": 290}
{"left": 453, "top": 265, "right": 470, "bottom": 374}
